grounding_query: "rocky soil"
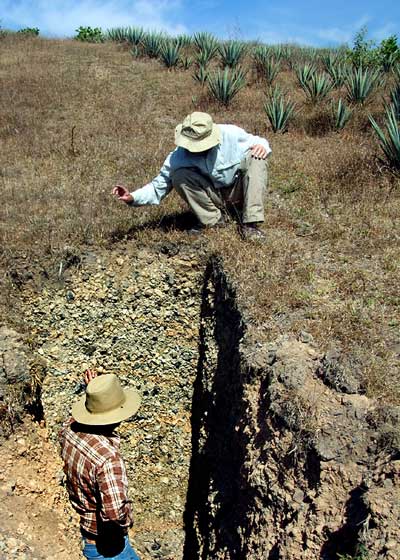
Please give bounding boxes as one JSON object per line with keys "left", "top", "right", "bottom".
{"left": 185, "top": 260, "right": 400, "bottom": 560}
{"left": 1, "top": 242, "right": 399, "bottom": 559}
{"left": 0, "top": 418, "right": 81, "bottom": 560}
{"left": 14, "top": 240, "right": 205, "bottom": 559}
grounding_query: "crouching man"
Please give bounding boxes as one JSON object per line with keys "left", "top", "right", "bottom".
{"left": 59, "top": 371, "right": 141, "bottom": 559}
{"left": 112, "top": 112, "right": 271, "bottom": 240}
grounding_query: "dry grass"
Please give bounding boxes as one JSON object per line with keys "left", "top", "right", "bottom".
{"left": 1, "top": 35, "right": 399, "bottom": 403}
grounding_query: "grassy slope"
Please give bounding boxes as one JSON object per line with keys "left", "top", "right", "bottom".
{"left": 1, "top": 35, "right": 399, "bottom": 403}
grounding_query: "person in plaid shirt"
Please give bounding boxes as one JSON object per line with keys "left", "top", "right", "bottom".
{"left": 59, "top": 370, "right": 141, "bottom": 559}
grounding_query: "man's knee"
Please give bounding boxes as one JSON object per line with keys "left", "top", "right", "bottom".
{"left": 242, "top": 154, "right": 268, "bottom": 184}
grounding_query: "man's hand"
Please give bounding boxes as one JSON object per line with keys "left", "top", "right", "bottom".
{"left": 250, "top": 144, "right": 268, "bottom": 159}
{"left": 84, "top": 369, "right": 98, "bottom": 385}
{"left": 112, "top": 185, "right": 134, "bottom": 204}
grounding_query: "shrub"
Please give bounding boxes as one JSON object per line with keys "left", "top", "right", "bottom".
{"left": 17, "top": 27, "right": 39, "bottom": 36}
{"left": 75, "top": 26, "right": 103, "bottom": 42}
{"left": 347, "top": 26, "right": 378, "bottom": 68}
{"left": 378, "top": 35, "right": 400, "bottom": 71}
{"left": 207, "top": 67, "right": 246, "bottom": 106}
{"left": 264, "top": 85, "right": 296, "bottom": 133}
{"left": 369, "top": 105, "right": 400, "bottom": 172}
{"left": 344, "top": 66, "right": 381, "bottom": 104}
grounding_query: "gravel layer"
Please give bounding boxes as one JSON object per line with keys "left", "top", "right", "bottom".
{"left": 21, "top": 241, "right": 205, "bottom": 559}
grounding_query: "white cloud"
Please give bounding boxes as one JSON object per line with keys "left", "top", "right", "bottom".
{"left": 371, "top": 23, "right": 397, "bottom": 42}
{"left": 2, "top": 0, "right": 186, "bottom": 37}
{"left": 316, "top": 15, "right": 372, "bottom": 46}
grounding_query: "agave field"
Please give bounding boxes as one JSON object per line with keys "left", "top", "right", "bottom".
{"left": 97, "top": 26, "right": 400, "bottom": 171}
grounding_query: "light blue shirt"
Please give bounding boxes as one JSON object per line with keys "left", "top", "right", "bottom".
{"left": 131, "top": 124, "right": 271, "bottom": 206}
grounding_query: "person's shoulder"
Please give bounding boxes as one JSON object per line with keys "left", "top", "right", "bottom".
{"left": 218, "top": 124, "right": 246, "bottom": 138}
{"left": 169, "top": 147, "right": 190, "bottom": 166}
{"left": 61, "top": 423, "right": 117, "bottom": 462}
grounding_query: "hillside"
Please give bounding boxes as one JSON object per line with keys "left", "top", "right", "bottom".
{"left": 0, "top": 34, "right": 399, "bottom": 560}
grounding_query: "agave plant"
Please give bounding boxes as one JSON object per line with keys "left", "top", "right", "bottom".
{"left": 195, "top": 49, "right": 215, "bottom": 67}
{"left": 126, "top": 26, "right": 144, "bottom": 45}
{"left": 107, "top": 26, "right": 144, "bottom": 45}
{"left": 369, "top": 105, "right": 400, "bottom": 171}
{"left": 218, "top": 41, "right": 247, "bottom": 68}
{"left": 106, "top": 27, "right": 125, "bottom": 42}
{"left": 141, "top": 31, "right": 165, "bottom": 58}
{"left": 295, "top": 63, "right": 317, "bottom": 89}
{"left": 192, "top": 64, "right": 209, "bottom": 86}
{"left": 387, "top": 83, "right": 400, "bottom": 120}
{"left": 130, "top": 45, "right": 140, "bottom": 58}
{"left": 261, "top": 58, "right": 281, "bottom": 85}
{"left": 207, "top": 67, "right": 246, "bottom": 106}
{"left": 344, "top": 66, "right": 381, "bottom": 105}
{"left": 252, "top": 46, "right": 271, "bottom": 77}
{"left": 326, "top": 63, "right": 347, "bottom": 88}
{"left": 180, "top": 55, "right": 193, "bottom": 70}
{"left": 193, "top": 31, "right": 218, "bottom": 51}
{"left": 301, "top": 72, "right": 334, "bottom": 103}
{"left": 322, "top": 52, "right": 339, "bottom": 73}
{"left": 281, "top": 45, "right": 293, "bottom": 63}
{"left": 393, "top": 64, "right": 400, "bottom": 85}
{"left": 193, "top": 31, "right": 219, "bottom": 64}
{"left": 264, "top": 86, "right": 296, "bottom": 133}
{"left": 174, "top": 34, "right": 193, "bottom": 49}
{"left": 270, "top": 44, "right": 283, "bottom": 62}
{"left": 160, "top": 41, "right": 181, "bottom": 69}
{"left": 381, "top": 51, "right": 399, "bottom": 73}
{"left": 332, "top": 98, "right": 352, "bottom": 130}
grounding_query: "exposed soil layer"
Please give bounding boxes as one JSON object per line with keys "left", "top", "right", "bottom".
{"left": 1, "top": 249, "right": 399, "bottom": 559}
{"left": 185, "top": 259, "right": 400, "bottom": 559}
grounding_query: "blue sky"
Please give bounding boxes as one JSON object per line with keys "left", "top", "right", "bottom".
{"left": 1, "top": 0, "right": 399, "bottom": 46}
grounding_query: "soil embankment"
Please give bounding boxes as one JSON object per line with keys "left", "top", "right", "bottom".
{"left": 1, "top": 244, "right": 399, "bottom": 559}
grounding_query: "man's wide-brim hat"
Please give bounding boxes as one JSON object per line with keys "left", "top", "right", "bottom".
{"left": 72, "top": 374, "right": 141, "bottom": 426}
{"left": 175, "top": 112, "right": 221, "bottom": 153}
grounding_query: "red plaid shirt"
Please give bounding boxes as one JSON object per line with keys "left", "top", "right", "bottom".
{"left": 59, "top": 419, "right": 133, "bottom": 537}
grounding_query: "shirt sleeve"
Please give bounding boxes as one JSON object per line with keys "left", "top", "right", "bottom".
{"left": 97, "top": 455, "right": 133, "bottom": 530}
{"left": 130, "top": 151, "right": 174, "bottom": 206}
{"left": 233, "top": 125, "right": 272, "bottom": 156}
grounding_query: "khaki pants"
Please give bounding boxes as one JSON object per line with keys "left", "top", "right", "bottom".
{"left": 171, "top": 154, "right": 268, "bottom": 226}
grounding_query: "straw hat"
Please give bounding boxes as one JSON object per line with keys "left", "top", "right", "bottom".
{"left": 72, "top": 374, "right": 141, "bottom": 426}
{"left": 175, "top": 112, "right": 221, "bottom": 152}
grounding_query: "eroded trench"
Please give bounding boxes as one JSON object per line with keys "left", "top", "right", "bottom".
{"left": 15, "top": 243, "right": 400, "bottom": 560}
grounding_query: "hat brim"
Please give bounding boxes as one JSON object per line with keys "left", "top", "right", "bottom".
{"left": 175, "top": 123, "right": 221, "bottom": 153}
{"left": 71, "top": 388, "right": 141, "bottom": 426}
